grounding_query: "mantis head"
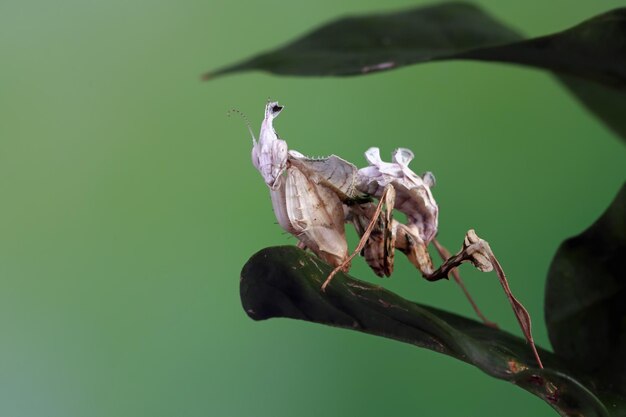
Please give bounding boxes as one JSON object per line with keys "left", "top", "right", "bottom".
{"left": 251, "top": 101, "right": 289, "bottom": 190}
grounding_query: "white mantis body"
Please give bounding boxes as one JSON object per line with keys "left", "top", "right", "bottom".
{"left": 251, "top": 103, "right": 350, "bottom": 267}
{"left": 244, "top": 101, "right": 543, "bottom": 369}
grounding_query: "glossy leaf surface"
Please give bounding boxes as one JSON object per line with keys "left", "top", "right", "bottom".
{"left": 241, "top": 246, "right": 625, "bottom": 416}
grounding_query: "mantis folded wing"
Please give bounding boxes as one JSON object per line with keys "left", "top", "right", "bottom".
{"left": 270, "top": 161, "right": 349, "bottom": 268}
{"left": 246, "top": 100, "right": 543, "bottom": 369}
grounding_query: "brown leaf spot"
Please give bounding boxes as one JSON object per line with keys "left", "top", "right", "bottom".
{"left": 507, "top": 359, "right": 528, "bottom": 374}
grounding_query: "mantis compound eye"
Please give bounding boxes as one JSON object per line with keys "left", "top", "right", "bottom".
{"left": 265, "top": 101, "right": 284, "bottom": 119}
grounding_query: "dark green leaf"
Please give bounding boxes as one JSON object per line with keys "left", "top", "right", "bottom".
{"left": 207, "top": 3, "right": 523, "bottom": 78}
{"left": 559, "top": 77, "right": 626, "bottom": 141}
{"left": 241, "top": 246, "right": 625, "bottom": 416}
{"left": 205, "top": 3, "right": 626, "bottom": 142}
{"left": 546, "top": 183, "right": 626, "bottom": 397}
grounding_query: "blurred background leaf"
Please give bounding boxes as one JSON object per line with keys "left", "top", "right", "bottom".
{"left": 545, "top": 183, "right": 626, "bottom": 397}
{"left": 206, "top": 3, "right": 626, "bottom": 142}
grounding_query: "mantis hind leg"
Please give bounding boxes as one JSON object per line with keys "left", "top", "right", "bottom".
{"left": 394, "top": 222, "right": 435, "bottom": 278}
{"left": 431, "top": 238, "right": 498, "bottom": 328}
{"left": 427, "top": 230, "right": 543, "bottom": 368}
{"left": 349, "top": 186, "right": 396, "bottom": 277}
{"left": 322, "top": 185, "right": 395, "bottom": 291}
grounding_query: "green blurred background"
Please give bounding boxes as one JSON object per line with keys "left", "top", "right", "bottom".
{"left": 1, "top": 0, "right": 625, "bottom": 416}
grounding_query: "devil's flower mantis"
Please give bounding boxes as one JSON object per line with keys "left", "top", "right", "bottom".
{"left": 244, "top": 101, "right": 543, "bottom": 369}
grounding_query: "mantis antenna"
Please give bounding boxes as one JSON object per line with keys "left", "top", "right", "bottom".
{"left": 228, "top": 108, "right": 256, "bottom": 143}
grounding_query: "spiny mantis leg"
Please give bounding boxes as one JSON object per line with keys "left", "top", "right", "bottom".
{"left": 321, "top": 185, "right": 394, "bottom": 291}
{"left": 432, "top": 238, "right": 498, "bottom": 329}
{"left": 429, "top": 230, "right": 543, "bottom": 369}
